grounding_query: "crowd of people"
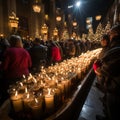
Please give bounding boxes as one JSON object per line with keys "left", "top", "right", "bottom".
{"left": 0, "top": 34, "right": 100, "bottom": 106}
{"left": 0, "top": 23, "right": 120, "bottom": 120}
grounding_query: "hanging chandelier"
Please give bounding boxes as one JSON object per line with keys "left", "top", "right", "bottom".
{"left": 41, "top": 24, "right": 48, "bottom": 34}
{"left": 33, "top": 0, "right": 41, "bottom": 13}
{"left": 72, "top": 21, "right": 77, "bottom": 27}
{"left": 56, "top": 16, "right": 62, "bottom": 22}
{"left": 95, "top": 15, "right": 102, "bottom": 21}
{"left": 9, "top": 12, "right": 19, "bottom": 28}
{"left": 53, "top": 27, "right": 58, "bottom": 36}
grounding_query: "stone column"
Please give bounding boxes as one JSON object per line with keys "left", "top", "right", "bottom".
{"left": 7, "top": 0, "right": 16, "bottom": 14}
{"left": 48, "top": 0, "right": 56, "bottom": 40}
{"left": 0, "top": 0, "right": 4, "bottom": 35}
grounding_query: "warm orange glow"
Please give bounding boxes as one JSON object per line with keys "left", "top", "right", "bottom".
{"left": 73, "top": 21, "right": 77, "bottom": 27}
{"left": 86, "top": 19, "right": 91, "bottom": 24}
{"left": 41, "top": 24, "right": 48, "bottom": 34}
{"left": 53, "top": 27, "right": 58, "bottom": 36}
{"left": 9, "top": 12, "right": 19, "bottom": 28}
{"left": 45, "top": 14, "right": 49, "bottom": 20}
{"left": 56, "top": 16, "right": 62, "bottom": 22}
{"left": 95, "top": 15, "right": 102, "bottom": 20}
{"left": 33, "top": 4, "right": 41, "bottom": 13}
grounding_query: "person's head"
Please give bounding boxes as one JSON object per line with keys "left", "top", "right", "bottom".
{"left": 9, "top": 35, "right": 23, "bottom": 48}
{"left": 109, "top": 24, "right": 120, "bottom": 41}
{"left": 100, "top": 34, "right": 110, "bottom": 47}
{"left": 33, "top": 38, "right": 40, "bottom": 45}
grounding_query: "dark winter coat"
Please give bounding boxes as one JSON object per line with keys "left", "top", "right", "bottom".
{"left": 100, "top": 35, "right": 120, "bottom": 94}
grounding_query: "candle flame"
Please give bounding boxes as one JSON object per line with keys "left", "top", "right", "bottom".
{"left": 52, "top": 89, "right": 55, "bottom": 93}
{"left": 48, "top": 88, "right": 51, "bottom": 95}
{"left": 41, "top": 80, "right": 43, "bottom": 85}
{"left": 15, "top": 91, "right": 18, "bottom": 96}
{"left": 23, "top": 74, "right": 25, "bottom": 78}
{"left": 25, "top": 87, "right": 28, "bottom": 93}
{"left": 13, "top": 88, "right": 16, "bottom": 91}
{"left": 28, "top": 77, "right": 30, "bottom": 80}
{"left": 56, "top": 80, "right": 58, "bottom": 84}
{"left": 20, "top": 82, "right": 23, "bottom": 87}
{"left": 40, "top": 93, "right": 42, "bottom": 96}
{"left": 27, "top": 93, "right": 30, "bottom": 99}
{"left": 35, "top": 98, "right": 38, "bottom": 103}
{"left": 55, "top": 73, "right": 58, "bottom": 76}
{"left": 52, "top": 76, "right": 55, "bottom": 81}
{"left": 29, "top": 73, "right": 32, "bottom": 77}
{"left": 41, "top": 66, "right": 44, "bottom": 69}
{"left": 48, "top": 77, "right": 51, "bottom": 80}
{"left": 61, "top": 77, "right": 64, "bottom": 81}
{"left": 33, "top": 78, "right": 37, "bottom": 83}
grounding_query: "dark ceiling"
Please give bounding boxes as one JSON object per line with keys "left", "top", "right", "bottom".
{"left": 42, "top": 0, "right": 114, "bottom": 17}
{"left": 43, "top": 0, "right": 114, "bottom": 33}
{"left": 56, "top": 0, "right": 114, "bottom": 16}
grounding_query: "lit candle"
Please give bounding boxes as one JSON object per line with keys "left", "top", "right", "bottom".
{"left": 10, "top": 91, "right": 23, "bottom": 112}
{"left": 23, "top": 74, "right": 26, "bottom": 79}
{"left": 57, "top": 83, "right": 64, "bottom": 94}
{"left": 61, "top": 79, "right": 70, "bottom": 98}
{"left": 29, "top": 98, "right": 43, "bottom": 119}
{"left": 23, "top": 93, "right": 34, "bottom": 111}
{"left": 44, "top": 88, "right": 54, "bottom": 114}
{"left": 18, "top": 82, "right": 26, "bottom": 94}
{"left": 27, "top": 73, "right": 33, "bottom": 84}
{"left": 32, "top": 83, "right": 40, "bottom": 93}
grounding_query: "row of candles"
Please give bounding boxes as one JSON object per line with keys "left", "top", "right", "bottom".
{"left": 9, "top": 48, "right": 102, "bottom": 119}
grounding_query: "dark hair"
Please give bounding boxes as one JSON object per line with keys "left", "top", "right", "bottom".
{"left": 101, "top": 34, "right": 110, "bottom": 44}
{"left": 102, "top": 34, "right": 109, "bottom": 40}
{"left": 34, "top": 38, "right": 40, "bottom": 43}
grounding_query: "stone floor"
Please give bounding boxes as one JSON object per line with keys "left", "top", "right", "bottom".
{"left": 78, "top": 77, "right": 105, "bottom": 120}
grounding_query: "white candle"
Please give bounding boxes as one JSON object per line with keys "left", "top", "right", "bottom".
{"left": 10, "top": 91, "right": 23, "bottom": 112}
{"left": 23, "top": 93, "right": 34, "bottom": 110}
{"left": 57, "top": 83, "right": 64, "bottom": 94}
{"left": 61, "top": 80, "right": 70, "bottom": 98}
{"left": 44, "top": 88, "right": 54, "bottom": 113}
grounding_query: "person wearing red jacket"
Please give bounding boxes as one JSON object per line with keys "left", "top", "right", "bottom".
{"left": 50, "top": 41, "right": 62, "bottom": 65}
{"left": 0, "top": 35, "right": 32, "bottom": 105}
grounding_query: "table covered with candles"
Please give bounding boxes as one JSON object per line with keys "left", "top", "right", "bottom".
{"left": 0, "top": 48, "right": 101, "bottom": 120}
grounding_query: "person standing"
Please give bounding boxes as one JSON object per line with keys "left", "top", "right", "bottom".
{"left": 50, "top": 41, "right": 62, "bottom": 65}
{"left": 96, "top": 24, "right": 120, "bottom": 120}
{"left": 93, "top": 34, "right": 110, "bottom": 88}
{"left": 29, "top": 38, "right": 47, "bottom": 73}
{"left": 0, "top": 35, "right": 32, "bottom": 104}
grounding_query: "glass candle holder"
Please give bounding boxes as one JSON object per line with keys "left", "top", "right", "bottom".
{"left": 29, "top": 97, "right": 43, "bottom": 120}
{"left": 44, "top": 88, "right": 54, "bottom": 114}
{"left": 23, "top": 92, "right": 34, "bottom": 111}
{"left": 10, "top": 91, "right": 23, "bottom": 112}
{"left": 53, "top": 87, "right": 62, "bottom": 109}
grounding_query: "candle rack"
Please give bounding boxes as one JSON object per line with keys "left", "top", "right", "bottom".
{"left": 0, "top": 48, "right": 101, "bottom": 120}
